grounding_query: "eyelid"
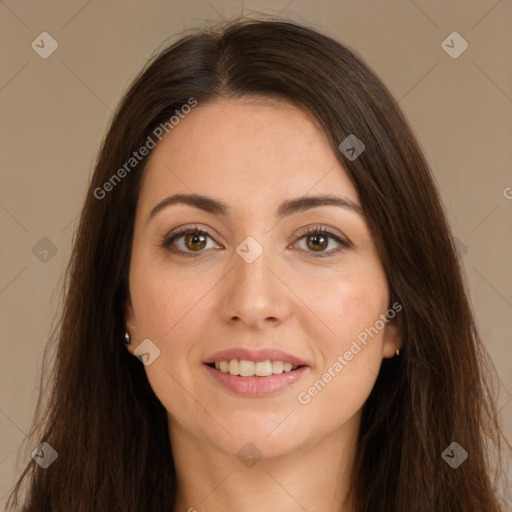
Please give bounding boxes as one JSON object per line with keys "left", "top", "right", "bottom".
{"left": 290, "top": 225, "right": 351, "bottom": 257}
{"left": 159, "top": 223, "right": 351, "bottom": 257}
{"left": 294, "top": 224, "right": 350, "bottom": 245}
{"left": 158, "top": 224, "right": 221, "bottom": 257}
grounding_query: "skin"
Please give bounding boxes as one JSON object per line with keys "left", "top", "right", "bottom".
{"left": 124, "top": 96, "right": 402, "bottom": 512}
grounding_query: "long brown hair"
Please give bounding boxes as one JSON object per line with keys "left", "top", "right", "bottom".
{"left": 6, "top": 18, "right": 509, "bottom": 511}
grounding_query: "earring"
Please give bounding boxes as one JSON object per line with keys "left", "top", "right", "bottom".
{"left": 395, "top": 348, "right": 400, "bottom": 356}
{"left": 124, "top": 332, "right": 131, "bottom": 345}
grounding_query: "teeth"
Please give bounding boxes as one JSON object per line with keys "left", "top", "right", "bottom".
{"left": 255, "top": 361, "right": 272, "bottom": 376}
{"left": 272, "top": 360, "right": 283, "bottom": 374}
{"left": 212, "top": 359, "right": 299, "bottom": 377}
{"left": 239, "top": 360, "right": 254, "bottom": 377}
{"left": 228, "top": 359, "right": 239, "bottom": 375}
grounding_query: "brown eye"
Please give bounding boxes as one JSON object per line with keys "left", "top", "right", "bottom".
{"left": 161, "top": 227, "right": 219, "bottom": 256}
{"left": 305, "top": 232, "right": 329, "bottom": 252}
{"left": 293, "top": 227, "right": 350, "bottom": 257}
{"left": 183, "top": 231, "right": 207, "bottom": 251}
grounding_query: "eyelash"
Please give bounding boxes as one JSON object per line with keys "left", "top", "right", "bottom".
{"left": 159, "top": 224, "right": 350, "bottom": 258}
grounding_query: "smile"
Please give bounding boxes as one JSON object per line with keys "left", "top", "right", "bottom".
{"left": 204, "top": 361, "right": 309, "bottom": 397}
{"left": 207, "top": 359, "right": 300, "bottom": 377}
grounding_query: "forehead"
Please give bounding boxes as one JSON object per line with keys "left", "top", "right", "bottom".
{"left": 138, "top": 97, "right": 359, "bottom": 213}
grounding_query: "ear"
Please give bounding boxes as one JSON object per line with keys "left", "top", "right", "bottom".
{"left": 382, "top": 316, "right": 403, "bottom": 359}
{"left": 123, "top": 297, "right": 138, "bottom": 355}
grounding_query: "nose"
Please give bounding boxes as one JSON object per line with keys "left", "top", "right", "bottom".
{"left": 220, "top": 242, "right": 291, "bottom": 331}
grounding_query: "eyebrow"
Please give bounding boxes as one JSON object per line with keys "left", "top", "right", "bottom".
{"left": 148, "top": 193, "right": 363, "bottom": 222}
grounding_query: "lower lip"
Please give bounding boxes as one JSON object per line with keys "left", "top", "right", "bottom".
{"left": 204, "top": 364, "right": 309, "bottom": 397}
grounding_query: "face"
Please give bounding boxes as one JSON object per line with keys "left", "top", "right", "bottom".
{"left": 124, "top": 96, "right": 401, "bottom": 459}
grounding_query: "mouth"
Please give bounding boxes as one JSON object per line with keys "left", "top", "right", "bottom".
{"left": 203, "top": 356, "right": 309, "bottom": 397}
{"left": 203, "top": 347, "right": 310, "bottom": 396}
{"left": 205, "top": 359, "right": 305, "bottom": 377}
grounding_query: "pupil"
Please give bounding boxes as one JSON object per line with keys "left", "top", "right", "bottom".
{"left": 186, "top": 232, "right": 206, "bottom": 250}
{"left": 309, "top": 234, "right": 327, "bottom": 251}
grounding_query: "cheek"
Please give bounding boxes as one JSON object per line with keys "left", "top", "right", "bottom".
{"left": 294, "top": 270, "right": 388, "bottom": 416}
{"left": 129, "top": 252, "right": 217, "bottom": 340}
{"left": 128, "top": 257, "right": 217, "bottom": 422}
{"left": 300, "top": 265, "right": 389, "bottom": 351}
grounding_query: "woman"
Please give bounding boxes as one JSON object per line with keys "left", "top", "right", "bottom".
{"left": 6, "top": 18, "right": 509, "bottom": 512}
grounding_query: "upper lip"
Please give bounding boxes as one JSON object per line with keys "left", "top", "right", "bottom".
{"left": 204, "top": 348, "right": 309, "bottom": 367}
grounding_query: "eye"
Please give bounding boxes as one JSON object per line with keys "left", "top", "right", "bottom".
{"left": 159, "top": 224, "right": 350, "bottom": 258}
{"left": 291, "top": 226, "right": 350, "bottom": 257}
{"left": 160, "top": 225, "right": 220, "bottom": 257}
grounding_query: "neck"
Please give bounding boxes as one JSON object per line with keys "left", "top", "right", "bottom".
{"left": 169, "top": 413, "right": 360, "bottom": 512}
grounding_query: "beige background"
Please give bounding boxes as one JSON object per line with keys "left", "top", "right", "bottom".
{"left": 1, "top": 0, "right": 511, "bottom": 506}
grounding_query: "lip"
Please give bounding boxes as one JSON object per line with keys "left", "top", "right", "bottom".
{"left": 204, "top": 347, "right": 309, "bottom": 367}
{"left": 204, "top": 364, "right": 309, "bottom": 397}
